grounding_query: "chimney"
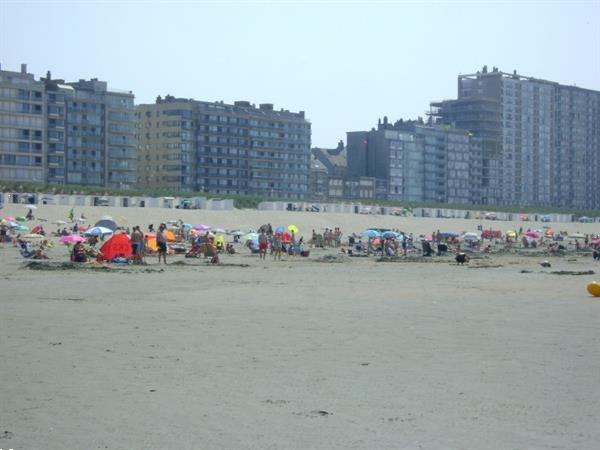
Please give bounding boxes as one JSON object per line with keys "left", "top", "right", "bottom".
{"left": 21, "top": 63, "right": 27, "bottom": 74}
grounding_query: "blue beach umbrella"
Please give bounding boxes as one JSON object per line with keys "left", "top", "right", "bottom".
{"left": 84, "top": 226, "right": 114, "bottom": 236}
{"left": 361, "top": 229, "right": 381, "bottom": 238}
{"left": 382, "top": 231, "right": 398, "bottom": 239}
{"left": 440, "top": 232, "right": 459, "bottom": 238}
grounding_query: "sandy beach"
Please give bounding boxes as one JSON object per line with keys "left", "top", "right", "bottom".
{"left": 1, "top": 204, "right": 599, "bottom": 449}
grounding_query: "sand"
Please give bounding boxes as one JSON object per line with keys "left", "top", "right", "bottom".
{"left": 1, "top": 204, "right": 599, "bottom": 449}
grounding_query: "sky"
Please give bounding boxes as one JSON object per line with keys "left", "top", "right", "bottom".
{"left": 1, "top": 0, "right": 599, "bottom": 147}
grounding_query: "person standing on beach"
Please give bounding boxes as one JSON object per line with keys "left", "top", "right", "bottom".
{"left": 272, "top": 233, "right": 283, "bottom": 261}
{"left": 258, "top": 230, "right": 268, "bottom": 260}
{"left": 156, "top": 224, "right": 168, "bottom": 264}
{"left": 130, "top": 226, "right": 144, "bottom": 263}
{"left": 401, "top": 232, "right": 407, "bottom": 256}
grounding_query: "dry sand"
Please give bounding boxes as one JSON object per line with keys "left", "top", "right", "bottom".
{"left": 1, "top": 204, "right": 599, "bottom": 449}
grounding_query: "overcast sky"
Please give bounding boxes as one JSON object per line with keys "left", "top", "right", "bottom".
{"left": 2, "top": 0, "right": 599, "bottom": 147}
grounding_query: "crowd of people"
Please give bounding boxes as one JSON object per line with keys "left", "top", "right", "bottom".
{"left": 2, "top": 211, "right": 600, "bottom": 266}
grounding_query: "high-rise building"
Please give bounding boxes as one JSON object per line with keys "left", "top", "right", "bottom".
{"left": 430, "top": 66, "right": 600, "bottom": 209}
{"left": 347, "top": 118, "right": 479, "bottom": 205}
{"left": 136, "top": 96, "right": 311, "bottom": 199}
{"left": 0, "top": 64, "right": 137, "bottom": 189}
{"left": 64, "top": 79, "right": 137, "bottom": 189}
{"left": 0, "top": 64, "right": 46, "bottom": 183}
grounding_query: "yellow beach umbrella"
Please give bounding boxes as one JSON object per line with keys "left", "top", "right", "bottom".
{"left": 287, "top": 224, "right": 299, "bottom": 234}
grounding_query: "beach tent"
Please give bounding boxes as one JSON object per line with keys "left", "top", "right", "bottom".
{"left": 98, "top": 234, "right": 132, "bottom": 261}
{"left": 145, "top": 238, "right": 158, "bottom": 253}
{"left": 94, "top": 219, "right": 117, "bottom": 231}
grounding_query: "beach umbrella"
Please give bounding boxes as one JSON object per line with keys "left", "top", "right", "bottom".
{"left": 275, "top": 226, "right": 285, "bottom": 233}
{"left": 24, "top": 204, "right": 37, "bottom": 210}
{"left": 592, "top": 239, "right": 600, "bottom": 245}
{"left": 60, "top": 235, "right": 85, "bottom": 244}
{"left": 506, "top": 231, "right": 517, "bottom": 238}
{"left": 77, "top": 217, "right": 87, "bottom": 223}
{"left": 242, "top": 232, "right": 259, "bottom": 242}
{"left": 519, "top": 214, "right": 529, "bottom": 221}
{"left": 144, "top": 233, "right": 156, "bottom": 239}
{"left": 22, "top": 233, "right": 44, "bottom": 240}
{"left": 100, "top": 215, "right": 114, "bottom": 221}
{"left": 13, "top": 224, "right": 29, "bottom": 231}
{"left": 461, "top": 232, "right": 480, "bottom": 241}
{"left": 4, "top": 216, "right": 15, "bottom": 222}
{"left": 31, "top": 225, "right": 43, "bottom": 234}
{"left": 16, "top": 216, "right": 27, "bottom": 222}
{"left": 84, "top": 226, "right": 113, "bottom": 236}
{"left": 281, "top": 231, "right": 292, "bottom": 242}
{"left": 53, "top": 220, "right": 68, "bottom": 225}
{"left": 440, "top": 232, "right": 459, "bottom": 238}
{"left": 568, "top": 233, "right": 585, "bottom": 239}
{"left": 232, "top": 230, "right": 245, "bottom": 236}
{"left": 360, "top": 229, "right": 380, "bottom": 238}
{"left": 287, "top": 224, "right": 299, "bottom": 234}
{"left": 213, "top": 228, "right": 226, "bottom": 234}
{"left": 194, "top": 224, "right": 210, "bottom": 231}
{"left": 182, "top": 223, "right": 192, "bottom": 229}
{"left": 525, "top": 231, "right": 539, "bottom": 238}
{"left": 382, "top": 231, "right": 398, "bottom": 239}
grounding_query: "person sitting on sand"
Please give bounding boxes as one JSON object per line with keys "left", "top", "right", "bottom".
{"left": 226, "top": 243, "right": 236, "bottom": 255}
{"left": 455, "top": 252, "right": 469, "bottom": 265}
{"left": 33, "top": 248, "right": 49, "bottom": 260}
{"left": 72, "top": 242, "right": 87, "bottom": 263}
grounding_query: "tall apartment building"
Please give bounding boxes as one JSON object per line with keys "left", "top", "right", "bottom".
{"left": 347, "top": 118, "right": 479, "bottom": 205}
{"left": 136, "top": 96, "right": 311, "bottom": 199}
{"left": 430, "top": 66, "right": 600, "bottom": 209}
{"left": 0, "top": 64, "right": 137, "bottom": 189}
{"left": 64, "top": 79, "right": 137, "bottom": 189}
{"left": 0, "top": 64, "right": 46, "bottom": 183}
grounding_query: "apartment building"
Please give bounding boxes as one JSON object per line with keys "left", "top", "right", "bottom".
{"left": 430, "top": 66, "right": 600, "bottom": 209}
{"left": 347, "top": 118, "right": 478, "bottom": 205}
{"left": 0, "top": 64, "right": 137, "bottom": 189}
{"left": 136, "top": 96, "right": 311, "bottom": 199}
